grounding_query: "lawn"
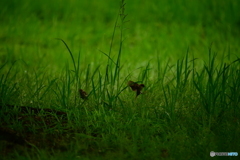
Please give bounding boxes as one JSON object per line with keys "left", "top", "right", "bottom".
{"left": 0, "top": 0, "right": 240, "bottom": 159}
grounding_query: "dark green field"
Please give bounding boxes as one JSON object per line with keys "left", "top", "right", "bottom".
{"left": 1, "top": 0, "right": 240, "bottom": 159}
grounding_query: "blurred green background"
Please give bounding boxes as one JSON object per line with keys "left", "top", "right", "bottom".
{"left": 1, "top": 0, "right": 240, "bottom": 71}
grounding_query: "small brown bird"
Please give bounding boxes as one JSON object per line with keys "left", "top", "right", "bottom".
{"left": 161, "top": 149, "right": 169, "bottom": 158}
{"left": 79, "top": 89, "right": 88, "bottom": 100}
{"left": 127, "top": 81, "right": 145, "bottom": 97}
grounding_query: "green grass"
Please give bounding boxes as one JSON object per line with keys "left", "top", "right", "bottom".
{"left": 1, "top": 0, "right": 240, "bottom": 159}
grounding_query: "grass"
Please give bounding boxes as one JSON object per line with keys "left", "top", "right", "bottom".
{"left": 1, "top": 0, "right": 240, "bottom": 159}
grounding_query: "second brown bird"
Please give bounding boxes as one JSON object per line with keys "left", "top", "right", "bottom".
{"left": 79, "top": 89, "right": 88, "bottom": 100}
{"left": 127, "top": 81, "right": 145, "bottom": 97}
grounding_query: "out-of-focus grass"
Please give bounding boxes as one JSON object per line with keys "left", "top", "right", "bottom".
{"left": 1, "top": 0, "right": 240, "bottom": 71}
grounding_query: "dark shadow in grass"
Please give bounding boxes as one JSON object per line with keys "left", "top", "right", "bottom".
{"left": 0, "top": 104, "right": 67, "bottom": 116}
{"left": 0, "top": 104, "right": 70, "bottom": 157}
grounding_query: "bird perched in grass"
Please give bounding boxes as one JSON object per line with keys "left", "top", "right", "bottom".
{"left": 127, "top": 81, "right": 145, "bottom": 97}
{"left": 79, "top": 89, "right": 88, "bottom": 100}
